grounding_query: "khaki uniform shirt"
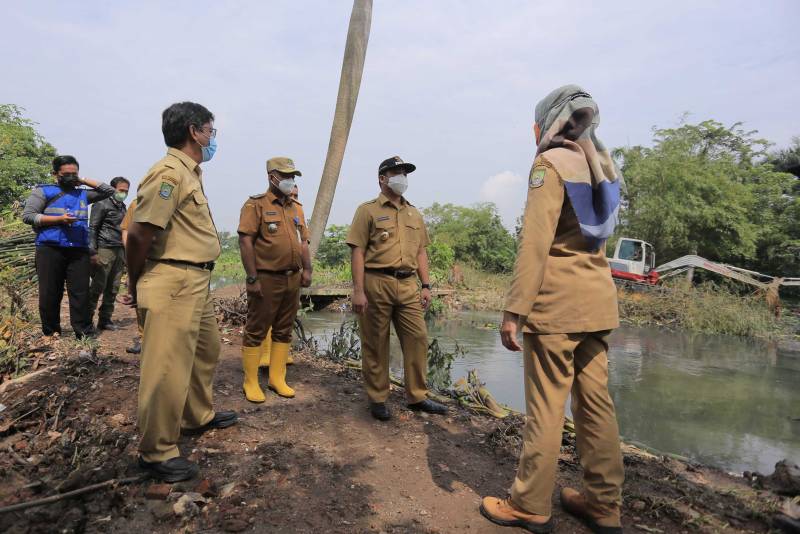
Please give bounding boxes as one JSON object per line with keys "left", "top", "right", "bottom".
{"left": 120, "top": 199, "right": 137, "bottom": 232}
{"left": 346, "top": 193, "right": 429, "bottom": 271}
{"left": 237, "top": 189, "right": 309, "bottom": 271}
{"left": 133, "top": 148, "right": 221, "bottom": 263}
{"left": 505, "top": 154, "right": 619, "bottom": 334}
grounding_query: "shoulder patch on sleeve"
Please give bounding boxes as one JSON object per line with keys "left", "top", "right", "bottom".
{"left": 529, "top": 166, "right": 546, "bottom": 189}
{"left": 249, "top": 193, "right": 267, "bottom": 199}
{"left": 159, "top": 182, "right": 175, "bottom": 199}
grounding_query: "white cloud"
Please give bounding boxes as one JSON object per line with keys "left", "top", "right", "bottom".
{"left": 479, "top": 171, "right": 526, "bottom": 230}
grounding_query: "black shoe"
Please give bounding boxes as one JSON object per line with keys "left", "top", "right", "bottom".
{"left": 138, "top": 456, "right": 199, "bottom": 482}
{"left": 126, "top": 338, "right": 142, "bottom": 354}
{"left": 370, "top": 402, "right": 392, "bottom": 421}
{"left": 182, "top": 410, "right": 238, "bottom": 436}
{"left": 408, "top": 399, "right": 448, "bottom": 415}
{"left": 98, "top": 321, "right": 118, "bottom": 331}
{"left": 76, "top": 326, "right": 97, "bottom": 339}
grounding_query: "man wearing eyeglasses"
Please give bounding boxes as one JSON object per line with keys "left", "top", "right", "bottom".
{"left": 123, "top": 101, "right": 237, "bottom": 482}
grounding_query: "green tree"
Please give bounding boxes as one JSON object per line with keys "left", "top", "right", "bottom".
{"left": 423, "top": 202, "right": 516, "bottom": 273}
{"left": 0, "top": 105, "right": 57, "bottom": 209}
{"left": 218, "top": 231, "right": 240, "bottom": 252}
{"left": 316, "top": 224, "right": 351, "bottom": 268}
{"left": 615, "top": 119, "right": 797, "bottom": 274}
{"left": 768, "top": 136, "right": 800, "bottom": 177}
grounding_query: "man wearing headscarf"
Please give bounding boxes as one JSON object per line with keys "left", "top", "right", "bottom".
{"left": 480, "top": 85, "right": 624, "bottom": 533}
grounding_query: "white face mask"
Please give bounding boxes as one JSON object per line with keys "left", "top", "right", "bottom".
{"left": 273, "top": 175, "right": 296, "bottom": 196}
{"left": 386, "top": 174, "right": 408, "bottom": 195}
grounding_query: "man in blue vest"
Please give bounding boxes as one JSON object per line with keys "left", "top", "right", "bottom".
{"left": 22, "top": 155, "right": 115, "bottom": 338}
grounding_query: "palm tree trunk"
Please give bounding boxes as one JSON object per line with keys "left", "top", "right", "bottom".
{"left": 308, "top": 0, "right": 373, "bottom": 258}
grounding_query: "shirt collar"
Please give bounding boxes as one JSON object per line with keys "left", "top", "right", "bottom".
{"left": 378, "top": 193, "right": 409, "bottom": 209}
{"left": 267, "top": 188, "right": 295, "bottom": 207}
{"left": 166, "top": 147, "right": 202, "bottom": 177}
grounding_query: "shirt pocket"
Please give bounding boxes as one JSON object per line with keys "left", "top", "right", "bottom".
{"left": 370, "top": 218, "right": 396, "bottom": 251}
{"left": 404, "top": 218, "right": 422, "bottom": 250}
{"left": 368, "top": 219, "right": 400, "bottom": 264}
{"left": 261, "top": 212, "right": 284, "bottom": 241}
{"left": 190, "top": 190, "right": 210, "bottom": 217}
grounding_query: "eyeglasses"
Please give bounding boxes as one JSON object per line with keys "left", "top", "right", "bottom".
{"left": 194, "top": 125, "right": 217, "bottom": 138}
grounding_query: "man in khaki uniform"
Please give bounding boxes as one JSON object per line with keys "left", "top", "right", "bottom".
{"left": 120, "top": 199, "right": 143, "bottom": 354}
{"left": 124, "top": 102, "right": 237, "bottom": 482}
{"left": 238, "top": 157, "right": 312, "bottom": 402}
{"left": 346, "top": 156, "right": 447, "bottom": 421}
{"left": 481, "top": 86, "right": 624, "bottom": 533}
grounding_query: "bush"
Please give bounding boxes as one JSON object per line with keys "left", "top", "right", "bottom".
{"left": 427, "top": 241, "right": 454, "bottom": 284}
{"left": 423, "top": 202, "right": 516, "bottom": 273}
{"left": 618, "top": 281, "right": 785, "bottom": 339}
{"left": 317, "top": 224, "right": 350, "bottom": 268}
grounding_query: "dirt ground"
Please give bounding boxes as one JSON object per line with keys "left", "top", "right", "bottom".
{"left": 0, "top": 285, "right": 795, "bottom": 533}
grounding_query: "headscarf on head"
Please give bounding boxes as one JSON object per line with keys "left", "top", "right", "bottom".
{"left": 533, "top": 84, "right": 621, "bottom": 251}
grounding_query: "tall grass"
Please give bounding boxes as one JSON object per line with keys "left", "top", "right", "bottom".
{"left": 457, "top": 265, "right": 512, "bottom": 311}
{"left": 618, "top": 282, "right": 786, "bottom": 339}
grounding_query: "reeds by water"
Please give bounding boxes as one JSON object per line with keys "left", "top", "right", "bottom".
{"left": 618, "top": 282, "right": 786, "bottom": 339}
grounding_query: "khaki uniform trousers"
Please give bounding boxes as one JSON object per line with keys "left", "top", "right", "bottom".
{"left": 243, "top": 271, "right": 300, "bottom": 347}
{"left": 359, "top": 273, "right": 428, "bottom": 404}
{"left": 136, "top": 261, "right": 220, "bottom": 462}
{"left": 89, "top": 246, "right": 125, "bottom": 325}
{"left": 511, "top": 331, "right": 624, "bottom": 517}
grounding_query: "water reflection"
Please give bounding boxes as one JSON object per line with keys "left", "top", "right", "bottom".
{"left": 300, "top": 310, "right": 800, "bottom": 474}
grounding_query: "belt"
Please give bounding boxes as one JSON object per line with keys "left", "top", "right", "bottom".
{"left": 155, "top": 258, "right": 215, "bottom": 271}
{"left": 258, "top": 268, "right": 300, "bottom": 276}
{"left": 365, "top": 267, "right": 416, "bottom": 279}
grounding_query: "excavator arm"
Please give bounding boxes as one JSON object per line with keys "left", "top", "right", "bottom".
{"left": 655, "top": 255, "right": 771, "bottom": 289}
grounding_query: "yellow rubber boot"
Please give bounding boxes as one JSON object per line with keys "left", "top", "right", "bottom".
{"left": 268, "top": 342, "right": 295, "bottom": 398}
{"left": 259, "top": 332, "right": 271, "bottom": 368}
{"left": 242, "top": 346, "right": 266, "bottom": 403}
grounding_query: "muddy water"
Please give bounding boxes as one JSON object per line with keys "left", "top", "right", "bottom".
{"left": 300, "top": 309, "right": 800, "bottom": 474}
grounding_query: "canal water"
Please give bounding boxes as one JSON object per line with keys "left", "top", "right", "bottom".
{"left": 300, "top": 309, "right": 800, "bottom": 475}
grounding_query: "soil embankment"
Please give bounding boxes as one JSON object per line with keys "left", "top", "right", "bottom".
{"left": 0, "top": 285, "right": 794, "bottom": 533}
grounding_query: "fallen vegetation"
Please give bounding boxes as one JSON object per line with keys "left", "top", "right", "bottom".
{"left": 618, "top": 282, "right": 790, "bottom": 339}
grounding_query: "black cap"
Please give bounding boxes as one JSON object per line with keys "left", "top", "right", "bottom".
{"left": 379, "top": 156, "right": 416, "bottom": 175}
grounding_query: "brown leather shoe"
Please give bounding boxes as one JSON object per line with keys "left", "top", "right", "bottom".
{"left": 560, "top": 487, "right": 622, "bottom": 534}
{"left": 479, "top": 497, "right": 554, "bottom": 533}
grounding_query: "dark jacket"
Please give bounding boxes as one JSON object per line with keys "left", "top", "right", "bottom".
{"left": 89, "top": 197, "right": 127, "bottom": 251}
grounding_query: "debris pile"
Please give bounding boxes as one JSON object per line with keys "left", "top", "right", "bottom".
{"left": 0, "top": 352, "right": 138, "bottom": 532}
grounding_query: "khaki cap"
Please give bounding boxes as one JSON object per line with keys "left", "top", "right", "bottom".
{"left": 267, "top": 156, "right": 302, "bottom": 176}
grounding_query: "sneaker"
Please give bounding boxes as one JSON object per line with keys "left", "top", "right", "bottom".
{"left": 479, "top": 497, "right": 554, "bottom": 533}
{"left": 560, "top": 487, "right": 622, "bottom": 534}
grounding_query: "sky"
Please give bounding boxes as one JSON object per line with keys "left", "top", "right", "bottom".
{"left": 3, "top": 0, "right": 799, "bottom": 231}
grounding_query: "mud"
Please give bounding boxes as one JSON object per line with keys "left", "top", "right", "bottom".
{"left": 0, "top": 285, "right": 794, "bottom": 533}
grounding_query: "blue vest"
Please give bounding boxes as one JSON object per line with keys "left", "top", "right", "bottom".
{"left": 35, "top": 185, "right": 90, "bottom": 248}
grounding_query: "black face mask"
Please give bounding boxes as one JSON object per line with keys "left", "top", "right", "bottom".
{"left": 58, "top": 174, "right": 80, "bottom": 188}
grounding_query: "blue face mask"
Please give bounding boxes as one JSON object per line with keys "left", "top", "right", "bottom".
{"left": 201, "top": 136, "right": 217, "bottom": 162}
